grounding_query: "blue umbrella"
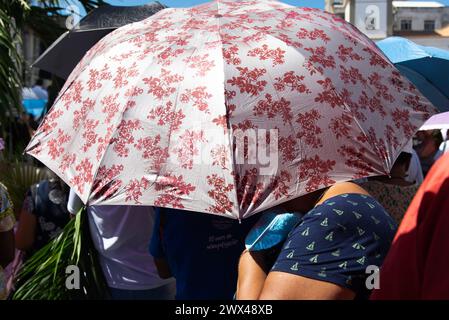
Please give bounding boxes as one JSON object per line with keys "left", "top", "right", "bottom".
{"left": 377, "top": 36, "right": 449, "bottom": 112}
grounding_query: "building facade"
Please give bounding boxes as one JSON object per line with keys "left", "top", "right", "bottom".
{"left": 325, "top": 0, "right": 449, "bottom": 49}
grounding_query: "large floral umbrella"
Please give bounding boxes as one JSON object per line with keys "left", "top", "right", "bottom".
{"left": 26, "top": 0, "right": 435, "bottom": 220}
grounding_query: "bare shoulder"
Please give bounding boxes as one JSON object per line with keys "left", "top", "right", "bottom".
{"left": 317, "top": 182, "right": 369, "bottom": 206}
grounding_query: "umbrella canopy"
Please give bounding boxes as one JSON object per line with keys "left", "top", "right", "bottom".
{"left": 420, "top": 111, "right": 449, "bottom": 131}
{"left": 33, "top": 2, "right": 166, "bottom": 79}
{"left": 26, "top": 0, "right": 435, "bottom": 220}
{"left": 376, "top": 36, "right": 449, "bottom": 112}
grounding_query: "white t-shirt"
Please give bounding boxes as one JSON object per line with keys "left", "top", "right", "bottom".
{"left": 67, "top": 189, "right": 174, "bottom": 290}
{"left": 405, "top": 149, "right": 424, "bottom": 185}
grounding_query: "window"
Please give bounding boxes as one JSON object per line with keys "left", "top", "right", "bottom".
{"left": 424, "top": 20, "right": 435, "bottom": 32}
{"left": 401, "top": 19, "right": 412, "bottom": 31}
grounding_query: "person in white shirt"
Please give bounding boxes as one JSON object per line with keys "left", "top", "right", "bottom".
{"left": 67, "top": 189, "right": 175, "bottom": 300}
{"left": 32, "top": 79, "right": 49, "bottom": 100}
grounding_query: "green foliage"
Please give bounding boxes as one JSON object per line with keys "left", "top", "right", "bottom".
{"left": 0, "top": 0, "right": 105, "bottom": 153}
{"left": 13, "top": 207, "right": 110, "bottom": 300}
{"left": 0, "top": 160, "right": 49, "bottom": 215}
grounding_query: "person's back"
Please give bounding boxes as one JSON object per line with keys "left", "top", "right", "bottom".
{"left": 150, "top": 208, "right": 259, "bottom": 300}
{"left": 67, "top": 190, "right": 175, "bottom": 299}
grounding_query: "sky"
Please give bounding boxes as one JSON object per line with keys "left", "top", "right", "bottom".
{"left": 107, "top": 0, "right": 449, "bottom": 8}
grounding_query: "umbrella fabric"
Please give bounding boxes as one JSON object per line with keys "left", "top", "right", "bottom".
{"left": 26, "top": 0, "right": 435, "bottom": 220}
{"left": 420, "top": 111, "right": 449, "bottom": 131}
{"left": 33, "top": 2, "right": 166, "bottom": 79}
{"left": 376, "top": 37, "right": 449, "bottom": 112}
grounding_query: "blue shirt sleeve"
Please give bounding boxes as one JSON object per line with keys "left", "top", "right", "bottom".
{"left": 149, "top": 208, "right": 165, "bottom": 258}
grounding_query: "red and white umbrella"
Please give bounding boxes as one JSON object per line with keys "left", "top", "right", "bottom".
{"left": 26, "top": 0, "right": 435, "bottom": 219}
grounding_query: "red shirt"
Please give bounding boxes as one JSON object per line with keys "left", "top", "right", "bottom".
{"left": 371, "top": 153, "right": 449, "bottom": 299}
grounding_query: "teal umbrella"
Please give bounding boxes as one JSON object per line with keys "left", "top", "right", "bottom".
{"left": 377, "top": 37, "right": 449, "bottom": 112}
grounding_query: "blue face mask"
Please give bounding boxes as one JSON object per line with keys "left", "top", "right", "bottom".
{"left": 245, "top": 208, "right": 303, "bottom": 252}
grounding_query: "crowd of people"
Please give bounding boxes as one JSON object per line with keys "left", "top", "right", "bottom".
{"left": 1, "top": 124, "right": 449, "bottom": 300}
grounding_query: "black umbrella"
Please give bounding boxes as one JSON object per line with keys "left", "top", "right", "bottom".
{"left": 33, "top": 2, "right": 166, "bottom": 79}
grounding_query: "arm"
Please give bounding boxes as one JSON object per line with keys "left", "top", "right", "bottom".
{"left": 15, "top": 208, "right": 37, "bottom": 252}
{"left": 259, "top": 271, "right": 356, "bottom": 300}
{"left": 236, "top": 250, "right": 268, "bottom": 300}
{"left": 0, "top": 230, "right": 15, "bottom": 268}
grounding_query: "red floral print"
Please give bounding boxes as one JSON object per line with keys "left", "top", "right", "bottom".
{"left": 110, "top": 119, "right": 142, "bottom": 157}
{"left": 269, "top": 170, "right": 291, "bottom": 200}
{"left": 358, "top": 91, "right": 386, "bottom": 118}
{"left": 207, "top": 174, "right": 234, "bottom": 214}
{"left": 247, "top": 44, "right": 286, "bottom": 66}
{"left": 113, "top": 62, "right": 139, "bottom": 89}
{"left": 59, "top": 153, "right": 76, "bottom": 171}
{"left": 81, "top": 119, "right": 99, "bottom": 152}
{"left": 70, "top": 158, "right": 94, "bottom": 194}
{"left": 329, "top": 112, "right": 353, "bottom": 139}
{"left": 363, "top": 47, "right": 390, "bottom": 69}
{"left": 391, "top": 108, "right": 416, "bottom": 137}
{"left": 368, "top": 73, "right": 395, "bottom": 103}
{"left": 340, "top": 66, "right": 367, "bottom": 86}
{"left": 40, "top": 109, "right": 63, "bottom": 133}
{"left": 296, "top": 109, "right": 323, "bottom": 148}
{"left": 148, "top": 101, "right": 185, "bottom": 131}
{"left": 315, "top": 78, "right": 341, "bottom": 107}
{"left": 223, "top": 45, "right": 241, "bottom": 65}
{"left": 336, "top": 45, "right": 363, "bottom": 62}
{"left": 278, "top": 134, "right": 298, "bottom": 164}
{"left": 338, "top": 145, "right": 375, "bottom": 178}
{"left": 135, "top": 134, "right": 169, "bottom": 171}
{"left": 304, "top": 46, "right": 336, "bottom": 75}
{"left": 274, "top": 71, "right": 311, "bottom": 94}
{"left": 227, "top": 67, "right": 267, "bottom": 96}
{"left": 157, "top": 47, "right": 185, "bottom": 66}
{"left": 298, "top": 155, "right": 336, "bottom": 192}
{"left": 154, "top": 174, "right": 196, "bottom": 209}
{"left": 357, "top": 127, "right": 388, "bottom": 161}
{"left": 184, "top": 54, "right": 215, "bottom": 76}
{"left": 101, "top": 93, "right": 121, "bottom": 124}
{"left": 87, "top": 64, "right": 112, "bottom": 91}
{"left": 73, "top": 98, "right": 95, "bottom": 130}
{"left": 173, "top": 130, "right": 206, "bottom": 170}
{"left": 211, "top": 144, "right": 229, "bottom": 170}
{"left": 180, "top": 87, "right": 212, "bottom": 113}
{"left": 96, "top": 126, "right": 114, "bottom": 161}
{"left": 47, "top": 129, "right": 71, "bottom": 160}
{"left": 236, "top": 168, "right": 264, "bottom": 211}
{"left": 125, "top": 177, "right": 150, "bottom": 204}
{"left": 253, "top": 93, "right": 293, "bottom": 123}
{"left": 143, "top": 68, "right": 184, "bottom": 100}
{"left": 296, "top": 28, "right": 330, "bottom": 43}
{"left": 91, "top": 164, "right": 124, "bottom": 200}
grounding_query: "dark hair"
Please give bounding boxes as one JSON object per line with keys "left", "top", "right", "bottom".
{"left": 35, "top": 79, "right": 44, "bottom": 86}
{"left": 394, "top": 152, "right": 412, "bottom": 168}
{"left": 432, "top": 130, "right": 443, "bottom": 147}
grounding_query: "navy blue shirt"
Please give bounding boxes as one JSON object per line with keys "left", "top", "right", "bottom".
{"left": 271, "top": 193, "right": 397, "bottom": 299}
{"left": 150, "top": 208, "right": 259, "bottom": 300}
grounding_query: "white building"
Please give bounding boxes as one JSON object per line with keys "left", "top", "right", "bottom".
{"left": 392, "top": 1, "right": 449, "bottom": 49}
{"left": 325, "top": 0, "right": 449, "bottom": 49}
